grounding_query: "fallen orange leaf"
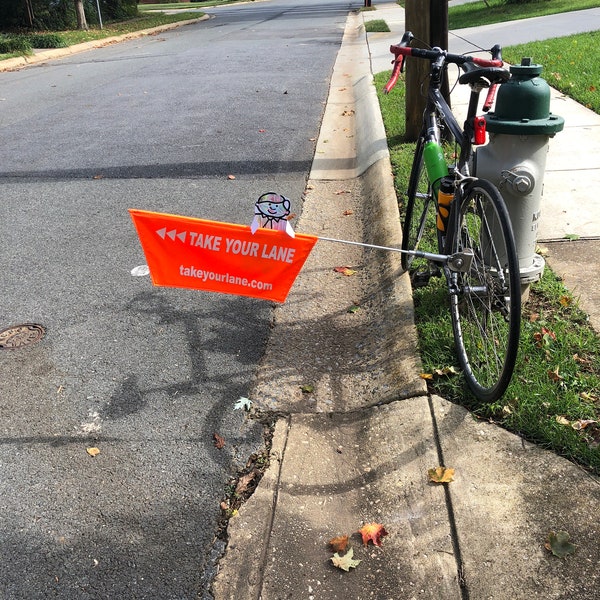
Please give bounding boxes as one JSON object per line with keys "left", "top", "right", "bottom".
{"left": 358, "top": 522, "right": 388, "bottom": 547}
{"left": 559, "top": 295, "right": 572, "bottom": 307}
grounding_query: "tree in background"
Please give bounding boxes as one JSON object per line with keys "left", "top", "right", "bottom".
{"left": 75, "top": 0, "right": 88, "bottom": 30}
{"left": 0, "top": 0, "right": 138, "bottom": 30}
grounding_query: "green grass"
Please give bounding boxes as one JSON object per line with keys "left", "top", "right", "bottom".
{"left": 0, "top": 11, "right": 203, "bottom": 59}
{"left": 0, "top": 0, "right": 254, "bottom": 61}
{"left": 503, "top": 32, "right": 600, "bottom": 113}
{"left": 364, "top": 19, "right": 391, "bottom": 33}
{"left": 448, "top": 0, "right": 600, "bottom": 30}
{"left": 374, "top": 69, "right": 600, "bottom": 473}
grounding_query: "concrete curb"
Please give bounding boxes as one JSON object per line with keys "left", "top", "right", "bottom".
{"left": 240, "top": 12, "right": 424, "bottom": 418}
{"left": 310, "top": 14, "right": 390, "bottom": 180}
{"left": 212, "top": 417, "right": 290, "bottom": 599}
{"left": 0, "top": 16, "right": 208, "bottom": 72}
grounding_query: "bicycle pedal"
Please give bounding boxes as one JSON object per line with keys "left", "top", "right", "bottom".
{"left": 410, "top": 265, "right": 442, "bottom": 288}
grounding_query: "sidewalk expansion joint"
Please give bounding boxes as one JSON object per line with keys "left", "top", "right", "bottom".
{"left": 427, "top": 394, "right": 470, "bottom": 600}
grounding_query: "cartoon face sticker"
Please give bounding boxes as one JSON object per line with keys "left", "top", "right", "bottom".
{"left": 255, "top": 193, "right": 291, "bottom": 222}
{"left": 250, "top": 192, "right": 295, "bottom": 238}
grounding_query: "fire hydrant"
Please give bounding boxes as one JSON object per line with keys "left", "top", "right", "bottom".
{"left": 475, "top": 58, "right": 564, "bottom": 292}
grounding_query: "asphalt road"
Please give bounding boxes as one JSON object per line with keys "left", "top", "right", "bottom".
{"left": 0, "top": 0, "right": 361, "bottom": 597}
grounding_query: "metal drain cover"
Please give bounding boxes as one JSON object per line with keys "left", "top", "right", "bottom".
{"left": 0, "top": 323, "right": 46, "bottom": 349}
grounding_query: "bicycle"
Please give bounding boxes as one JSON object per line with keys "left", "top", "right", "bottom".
{"left": 383, "top": 31, "right": 521, "bottom": 403}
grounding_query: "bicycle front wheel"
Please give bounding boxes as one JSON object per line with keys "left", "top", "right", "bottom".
{"left": 447, "top": 178, "right": 521, "bottom": 402}
{"left": 401, "top": 136, "right": 437, "bottom": 273}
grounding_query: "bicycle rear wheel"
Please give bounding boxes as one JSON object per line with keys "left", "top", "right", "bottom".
{"left": 447, "top": 178, "right": 521, "bottom": 402}
{"left": 401, "top": 136, "right": 437, "bottom": 273}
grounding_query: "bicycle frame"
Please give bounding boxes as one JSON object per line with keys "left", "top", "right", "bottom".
{"left": 385, "top": 34, "right": 520, "bottom": 402}
{"left": 420, "top": 61, "right": 502, "bottom": 259}
{"left": 383, "top": 35, "right": 510, "bottom": 270}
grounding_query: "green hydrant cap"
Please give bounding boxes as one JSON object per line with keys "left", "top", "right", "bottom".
{"left": 485, "top": 57, "right": 564, "bottom": 135}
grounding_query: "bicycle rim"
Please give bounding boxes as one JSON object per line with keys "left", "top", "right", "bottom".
{"left": 447, "top": 179, "right": 521, "bottom": 402}
{"left": 401, "top": 137, "right": 437, "bottom": 273}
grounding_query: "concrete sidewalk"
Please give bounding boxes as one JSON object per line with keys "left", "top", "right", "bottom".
{"left": 214, "top": 5, "right": 600, "bottom": 599}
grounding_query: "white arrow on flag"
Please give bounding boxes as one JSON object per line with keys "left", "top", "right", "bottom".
{"left": 156, "top": 227, "right": 187, "bottom": 243}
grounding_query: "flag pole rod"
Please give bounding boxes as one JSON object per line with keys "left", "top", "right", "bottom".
{"left": 317, "top": 235, "right": 471, "bottom": 272}
{"left": 317, "top": 235, "right": 403, "bottom": 254}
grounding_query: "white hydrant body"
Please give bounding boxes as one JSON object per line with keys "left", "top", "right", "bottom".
{"left": 475, "top": 59, "right": 564, "bottom": 285}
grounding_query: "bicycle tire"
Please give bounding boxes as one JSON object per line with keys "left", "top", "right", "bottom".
{"left": 446, "top": 178, "right": 521, "bottom": 402}
{"left": 401, "top": 136, "right": 437, "bottom": 273}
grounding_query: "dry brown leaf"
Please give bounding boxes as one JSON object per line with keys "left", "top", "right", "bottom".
{"left": 329, "top": 535, "right": 349, "bottom": 553}
{"left": 571, "top": 419, "right": 597, "bottom": 431}
{"left": 548, "top": 366, "right": 563, "bottom": 382}
{"left": 434, "top": 366, "right": 460, "bottom": 377}
{"left": 559, "top": 295, "right": 573, "bottom": 307}
{"left": 213, "top": 433, "right": 226, "bottom": 449}
{"left": 428, "top": 466, "right": 455, "bottom": 483}
{"left": 334, "top": 266, "right": 356, "bottom": 276}
{"left": 235, "top": 472, "right": 256, "bottom": 495}
{"left": 573, "top": 353, "right": 592, "bottom": 366}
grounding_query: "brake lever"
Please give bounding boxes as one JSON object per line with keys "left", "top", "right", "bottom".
{"left": 399, "top": 31, "right": 413, "bottom": 73}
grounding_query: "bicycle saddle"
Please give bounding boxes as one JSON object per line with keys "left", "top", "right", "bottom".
{"left": 459, "top": 65, "right": 510, "bottom": 87}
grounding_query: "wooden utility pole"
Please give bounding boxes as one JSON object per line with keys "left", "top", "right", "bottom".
{"left": 430, "top": 0, "right": 450, "bottom": 109}
{"left": 404, "top": 1, "right": 430, "bottom": 141}
{"left": 404, "top": 0, "right": 449, "bottom": 141}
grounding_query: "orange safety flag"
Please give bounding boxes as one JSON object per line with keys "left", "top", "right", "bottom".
{"left": 129, "top": 209, "right": 318, "bottom": 303}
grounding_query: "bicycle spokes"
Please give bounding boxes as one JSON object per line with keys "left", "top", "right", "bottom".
{"left": 448, "top": 180, "right": 520, "bottom": 402}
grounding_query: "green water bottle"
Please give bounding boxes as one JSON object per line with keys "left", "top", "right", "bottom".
{"left": 423, "top": 141, "right": 449, "bottom": 197}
